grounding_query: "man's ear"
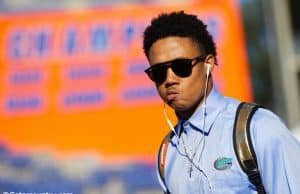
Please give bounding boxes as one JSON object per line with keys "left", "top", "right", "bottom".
{"left": 204, "top": 54, "right": 215, "bottom": 76}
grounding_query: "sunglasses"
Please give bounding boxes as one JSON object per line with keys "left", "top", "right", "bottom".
{"left": 145, "top": 55, "right": 206, "bottom": 84}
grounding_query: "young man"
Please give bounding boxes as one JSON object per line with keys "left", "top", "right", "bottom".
{"left": 143, "top": 11, "right": 300, "bottom": 194}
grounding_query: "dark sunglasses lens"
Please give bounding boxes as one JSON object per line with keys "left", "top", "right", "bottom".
{"left": 146, "top": 58, "right": 195, "bottom": 83}
{"left": 149, "top": 65, "right": 167, "bottom": 83}
{"left": 171, "top": 59, "right": 193, "bottom": 77}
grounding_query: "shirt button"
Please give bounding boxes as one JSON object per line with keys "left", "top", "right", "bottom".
{"left": 183, "top": 122, "right": 189, "bottom": 128}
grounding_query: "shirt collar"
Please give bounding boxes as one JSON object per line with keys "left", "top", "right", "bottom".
{"left": 177, "top": 86, "right": 226, "bottom": 136}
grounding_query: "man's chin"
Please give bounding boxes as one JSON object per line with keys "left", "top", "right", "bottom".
{"left": 166, "top": 99, "right": 189, "bottom": 112}
{"left": 170, "top": 103, "right": 187, "bottom": 112}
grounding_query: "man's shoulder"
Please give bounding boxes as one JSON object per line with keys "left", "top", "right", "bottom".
{"left": 250, "top": 107, "right": 295, "bottom": 148}
{"left": 252, "top": 108, "right": 288, "bottom": 134}
{"left": 219, "top": 100, "right": 289, "bottom": 141}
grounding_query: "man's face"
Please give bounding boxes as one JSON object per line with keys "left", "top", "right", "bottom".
{"left": 148, "top": 36, "right": 211, "bottom": 119}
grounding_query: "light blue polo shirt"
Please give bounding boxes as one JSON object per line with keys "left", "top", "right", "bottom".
{"left": 157, "top": 87, "right": 300, "bottom": 194}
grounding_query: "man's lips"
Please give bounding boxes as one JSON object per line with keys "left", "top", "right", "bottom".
{"left": 166, "top": 92, "right": 178, "bottom": 101}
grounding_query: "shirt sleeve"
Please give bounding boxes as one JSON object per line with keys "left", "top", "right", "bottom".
{"left": 251, "top": 108, "right": 300, "bottom": 194}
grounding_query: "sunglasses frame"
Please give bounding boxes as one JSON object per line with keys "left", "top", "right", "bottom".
{"left": 145, "top": 55, "right": 207, "bottom": 83}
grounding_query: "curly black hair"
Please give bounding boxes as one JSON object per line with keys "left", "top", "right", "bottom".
{"left": 143, "top": 11, "right": 217, "bottom": 61}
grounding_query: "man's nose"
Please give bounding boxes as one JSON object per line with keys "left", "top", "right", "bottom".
{"left": 164, "top": 67, "right": 177, "bottom": 85}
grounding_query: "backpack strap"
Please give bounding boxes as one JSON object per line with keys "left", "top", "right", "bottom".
{"left": 233, "top": 102, "right": 266, "bottom": 194}
{"left": 157, "top": 130, "right": 174, "bottom": 194}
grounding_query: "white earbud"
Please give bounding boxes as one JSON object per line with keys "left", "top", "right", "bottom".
{"left": 206, "top": 64, "right": 211, "bottom": 78}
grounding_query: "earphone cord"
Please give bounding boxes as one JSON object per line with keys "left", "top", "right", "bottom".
{"left": 199, "top": 70, "right": 210, "bottom": 160}
{"left": 163, "top": 106, "right": 209, "bottom": 187}
{"left": 162, "top": 69, "right": 212, "bottom": 190}
{"left": 180, "top": 70, "right": 210, "bottom": 164}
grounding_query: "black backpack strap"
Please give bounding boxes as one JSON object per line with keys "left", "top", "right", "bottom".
{"left": 157, "top": 130, "right": 174, "bottom": 194}
{"left": 233, "top": 102, "right": 266, "bottom": 194}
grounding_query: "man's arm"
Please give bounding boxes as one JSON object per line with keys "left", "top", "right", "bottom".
{"left": 251, "top": 108, "right": 300, "bottom": 194}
